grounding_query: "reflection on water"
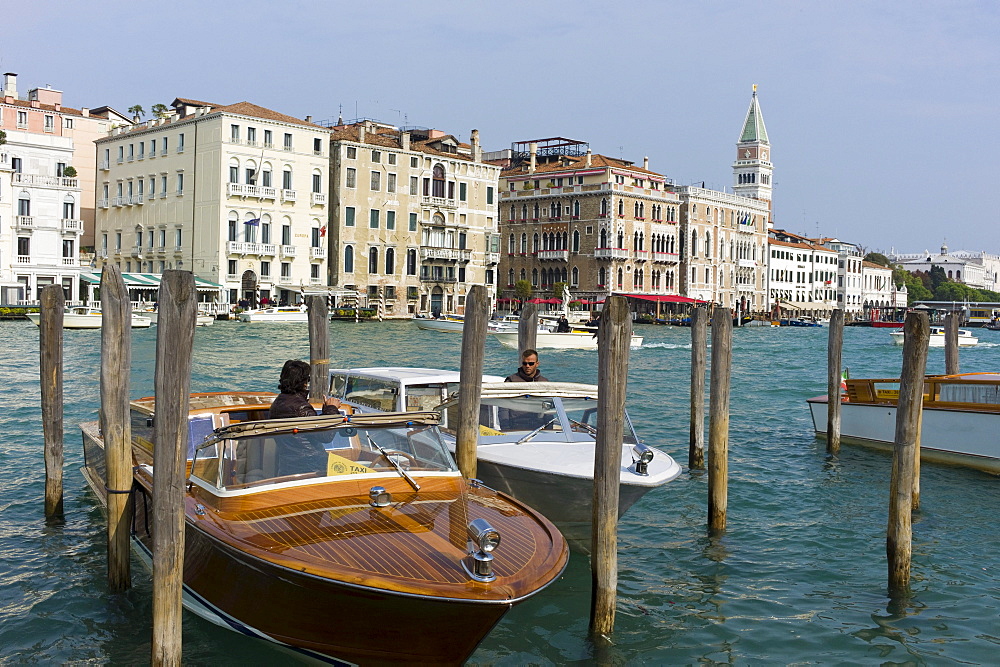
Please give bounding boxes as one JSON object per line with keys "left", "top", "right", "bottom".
{"left": 0, "top": 320, "right": 998, "bottom": 663}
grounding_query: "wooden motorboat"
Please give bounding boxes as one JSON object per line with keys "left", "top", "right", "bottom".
{"left": 238, "top": 305, "right": 309, "bottom": 322}
{"left": 80, "top": 392, "right": 568, "bottom": 664}
{"left": 807, "top": 373, "right": 1000, "bottom": 474}
{"left": 329, "top": 369, "right": 682, "bottom": 548}
{"left": 889, "top": 326, "right": 978, "bottom": 347}
{"left": 26, "top": 306, "right": 151, "bottom": 329}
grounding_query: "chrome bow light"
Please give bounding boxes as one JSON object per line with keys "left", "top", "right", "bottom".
{"left": 632, "top": 443, "right": 654, "bottom": 475}
{"left": 464, "top": 518, "right": 501, "bottom": 582}
{"left": 369, "top": 486, "right": 391, "bottom": 507}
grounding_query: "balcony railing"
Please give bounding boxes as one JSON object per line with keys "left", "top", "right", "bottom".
{"left": 98, "top": 198, "right": 109, "bottom": 208}
{"left": 98, "top": 249, "right": 109, "bottom": 259}
{"left": 227, "top": 183, "right": 276, "bottom": 200}
{"left": 309, "top": 276, "right": 324, "bottom": 285}
{"left": 61, "top": 218, "right": 84, "bottom": 232}
{"left": 15, "top": 215, "right": 34, "bottom": 229}
{"left": 16, "top": 255, "right": 30, "bottom": 264}
{"left": 311, "top": 192, "right": 326, "bottom": 205}
{"left": 309, "top": 247, "right": 327, "bottom": 259}
{"left": 62, "top": 257, "right": 77, "bottom": 266}
{"left": 594, "top": 247, "right": 629, "bottom": 260}
{"left": 633, "top": 250, "right": 649, "bottom": 261}
{"left": 281, "top": 189, "right": 297, "bottom": 202}
{"left": 112, "top": 196, "right": 126, "bottom": 207}
{"left": 132, "top": 194, "right": 145, "bottom": 205}
{"left": 99, "top": 159, "right": 110, "bottom": 171}
{"left": 652, "top": 252, "right": 680, "bottom": 263}
{"left": 456, "top": 249, "right": 472, "bottom": 262}
{"left": 420, "top": 247, "right": 457, "bottom": 261}
{"left": 227, "top": 241, "right": 276, "bottom": 256}
{"left": 738, "top": 258, "right": 756, "bottom": 269}
{"left": 486, "top": 252, "right": 500, "bottom": 265}
{"left": 538, "top": 249, "right": 569, "bottom": 261}
{"left": 13, "top": 174, "right": 79, "bottom": 188}
{"left": 421, "top": 195, "right": 457, "bottom": 209}
{"left": 279, "top": 245, "right": 296, "bottom": 257}
{"left": 130, "top": 248, "right": 143, "bottom": 258}
{"left": 420, "top": 274, "right": 457, "bottom": 283}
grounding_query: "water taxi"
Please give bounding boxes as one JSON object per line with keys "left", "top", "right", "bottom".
{"left": 26, "top": 306, "right": 152, "bottom": 329}
{"left": 238, "top": 305, "right": 309, "bottom": 323}
{"left": 889, "top": 326, "right": 978, "bottom": 347}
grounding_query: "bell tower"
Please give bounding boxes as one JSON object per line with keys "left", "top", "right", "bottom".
{"left": 733, "top": 85, "right": 772, "bottom": 210}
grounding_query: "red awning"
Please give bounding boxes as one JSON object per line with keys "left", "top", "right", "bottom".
{"left": 617, "top": 293, "right": 703, "bottom": 304}
{"left": 528, "top": 298, "right": 563, "bottom": 304}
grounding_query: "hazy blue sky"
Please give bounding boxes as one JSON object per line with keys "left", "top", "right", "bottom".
{"left": 7, "top": 1, "right": 998, "bottom": 253}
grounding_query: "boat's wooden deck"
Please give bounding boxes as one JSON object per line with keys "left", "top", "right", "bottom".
{"left": 845, "top": 375, "right": 1000, "bottom": 413}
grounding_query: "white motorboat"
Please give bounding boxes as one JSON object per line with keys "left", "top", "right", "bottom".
{"left": 411, "top": 314, "right": 466, "bottom": 332}
{"left": 26, "top": 307, "right": 151, "bottom": 329}
{"left": 807, "top": 373, "right": 1000, "bottom": 474}
{"left": 492, "top": 329, "right": 643, "bottom": 350}
{"left": 329, "top": 368, "right": 682, "bottom": 548}
{"left": 238, "top": 305, "right": 309, "bottom": 323}
{"left": 889, "top": 326, "right": 978, "bottom": 347}
{"left": 136, "top": 310, "right": 215, "bottom": 326}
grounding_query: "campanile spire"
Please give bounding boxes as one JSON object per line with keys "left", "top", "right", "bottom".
{"left": 733, "top": 85, "right": 772, "bottom": 209}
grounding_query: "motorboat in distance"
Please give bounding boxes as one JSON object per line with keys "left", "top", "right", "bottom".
{"left": 889, "top": 326, "right": 978, "bottom": 347}
{"left": 26, "top": 306, "right": 152, "bottom": 329}
{"left": 238, "top": 305, "right": 309, "bottom": 323}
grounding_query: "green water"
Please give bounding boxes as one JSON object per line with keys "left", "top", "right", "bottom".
{"left": 1, "top": 320, "right": 998, "bottom": 664}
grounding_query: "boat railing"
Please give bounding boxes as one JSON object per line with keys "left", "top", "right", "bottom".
{"left": 846, "top": 377, "right": 1000, "bottom": 412}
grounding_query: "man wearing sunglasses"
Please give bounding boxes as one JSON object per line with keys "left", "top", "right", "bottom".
{"left": 505, "top": 348, "right": 549, "bottom": 382}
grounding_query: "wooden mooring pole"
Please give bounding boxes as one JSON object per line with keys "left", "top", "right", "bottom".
{"left": 306, "top": 295, "right": 330, "bottom": 401}
{"left": 100, "top": 266, "right": 133, "bottom": 590}
{"left": 689, "top": 305, "right": 707, "bottom": 469}
{"left": 708, "top": 306, "right": 732, "bottom": 534}
{"left": 151, "top": 271, "right": 196, "bottom": 666}
{"left": 40, "top": 284, "right": 64, "bottom": 522}
{"left": 944, "top": 312, "right": 959, "bottom": 376}
{"left": 456, "top": 285, "right": 488, "bottom": 480}
{"left": 827, "top": 309, "right": 845, "bottom": 455}
{"left": 590, "top": 295, "right": 631, "bottom": 639}
{"left": 887, "top": 312, "right": 929, "bottom": 596}
{"left": 518, "top": 302, "right": 538, "bottom": 359}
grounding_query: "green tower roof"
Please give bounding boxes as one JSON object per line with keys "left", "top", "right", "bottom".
{"left": 739, "top": 89, "right": 769, "bottom": 145}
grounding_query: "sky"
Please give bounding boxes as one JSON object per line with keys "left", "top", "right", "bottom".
{"left": 6, "top": 0, "right": 999, "bottom": 254}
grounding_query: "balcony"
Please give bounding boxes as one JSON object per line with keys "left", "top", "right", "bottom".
{"left": 420, "top": 274, "right": 457, "bottom": 283}
{"left": 594, "top": 247, "right": 629, "bottom": 260}
{"left": 15, "top": 215, "right": 34, "bottom": 229}
{"left": 98, "top": 249, "right": 109, "bottom": 259}
{"left": 112, "top": 196, "right": 126, "bottom": 207}
{"left": 457, "top": 249, "right": 472, "bottom": 262}
{"left": 420, "top": 247, "right": 457, "bottom": 261}
{"left": 226, "top": 273, "right": 239, "bottom": 282}
{"left": 227, "top": 241, "right": 276, "bottom": 256}
{"left": 281, "top": 189, "right": 297, "bottom": 202}
{"left": 99, "top": 159, "right": 110, "bottom": 171}
{"left": 12, "top": 174, "right": 79, "bottom": 188}
{"left": 633, "top": 250, "right": 649, "bottom": 261}
{"left": 486, "top": 252, "right": 500, "bottom": 265}
{"left": 227, "top": 183, "right": 277, "bottom": 200}
{"left": 538, "top": 249, "right": 569, "bottom": 261}
{"left": 309, "top": 277, "right": 324, "bottom": 285}
{"left": 738, "top": 258, "right": 756, "bottom": 269}
{"left": 279, "top": 245, "right": 296, "bottom": 257}
{"left": 98, "top": 198, "right": 109, "bottom": 208}
{"left": 309, "top": 247, "right": 327, "bottom": 259}
{"left": 311, "top": 192, "right": 326, "bottom": 206}
{"left": 421, "top": 195, "right": 457, "bottom": 210}
{"left": 132, "top": 194, "right": 145, "bottom": 205}
{"left": 130, "top": 247, "right": 143, "bottom": 258}
{"left": 62, "top": 257, "right": 77, "bottom": 266}
{"left": 652, "top": 252, "right": 680, "bottom": 264}
{"left": 16, "top": 255, "right": 30, "bottom": 265}
{"left": 61, "top": 218, "right": 84, "bottom": 232}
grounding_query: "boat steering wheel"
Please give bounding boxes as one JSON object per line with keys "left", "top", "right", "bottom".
{"left": 370, "top": 449, "right": 418, "bottom": 469}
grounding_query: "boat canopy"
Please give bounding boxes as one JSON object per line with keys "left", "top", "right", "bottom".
{"left": 205, "top": 411, "right": 441, "bottom": 446}
{"left": 441, "top": 382, "right": 599, "bottom": 406}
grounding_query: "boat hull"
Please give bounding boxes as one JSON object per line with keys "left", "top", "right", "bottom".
{"left": 412, "top": 317, "right": 465, "bottom": 332}
{"left": 807, "top": 396, "right": 1000, "bottom": 474}
{"left": 889, "top": 332, "right": 978, "bottom": 346}
{"left": 26, "top": 312, "right": 151, "bottom": 329}
{"left": 238, "top": 307, "right": 309, "bottom": 322}
{"left": 491, "top": 331, "right": 643, "bottom": 349}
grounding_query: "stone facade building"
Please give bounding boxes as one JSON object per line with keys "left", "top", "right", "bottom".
{"left": 495, "top": 138, "right": 682, "bottom": 303}
{"left": 0, "top": 72, "right": 127, "bottom": 303}
{"left": 94, "top": 97, "right": 330, "bottom": 306}
{"left": 327, "top": 121, "right": 501, "bottom": 317}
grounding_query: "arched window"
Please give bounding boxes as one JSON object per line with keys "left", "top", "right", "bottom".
{"left": 508, "top": 269, "right": 515, "bottom": 285}
{"left": 282, "top": 166, "right": 293, "bottom": 191}
{"left": 407, "top": 248, "right": 417, "bottom": 275}
{"left": 532, "top": 233, "right": 539, "bottom": 253}
{"left": 520, "top": 268, "right": 526, "bottom": 281}
{"left": 617, "top": 268, "right": 624, "bottom": 289}
{"left": 573, "top": 200, "right": 580, "bottom": 217}
{"left": 533, "top": 203, "right": 540, "bottom": 219}
{"left": 369, "top": 247, "right": 378, "bottom": 274}
{"left": 600, "top": 228, "right": 608, "bottom": 248}
{"left": 508, "top": 234, "right": 515, "bottom": 254}
{"left": 520, "top": 233, "right": 527, "bottom": 253}
{"left": 521, "top": 204, "right": 528, "bottom": 220}
{"left": 599, "top": 267, "right": 606, "bottom": 286}
{"left": 617, "top": 230, "right": 624, "bottom": 248}
{"left": 244, "top": 212, "right": 258, "bottom": 243}
{"left": 63, "top": 194, "right": 76, "bottom": 220}
{"left": 385, "top": 247, "right": 395, "bottom": 274}
{"left": 509, "top": 205, "right": 515, "bottom": 221}
{"left": 344, "top": 245, "right": 354, "bottom": 273}
{"left": 618, "top": 199, "right": 624, "bottom": 216}
{"left": 17, "top": 191, "right": 30, "bottom": 217}
{"left": 432, "top": 164, "right": 445, "bottom": 197}
{"left": 531, "top": 269, "right": 538, "bottom": 286}
{"left": 571, "top": 266, "right": 578, "bottom": 286}
{"left": 229, "top": 158, "right": 240, "bottom": 184}
{"left": 600, "top": 198, "right": 608, "bottom": 216}
{"left": 705, "top": 232, "right": 711, "bottom": 259}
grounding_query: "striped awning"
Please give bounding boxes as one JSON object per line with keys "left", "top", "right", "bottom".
{"left": 77, "top": 272, "right": 222, "bottom": 291}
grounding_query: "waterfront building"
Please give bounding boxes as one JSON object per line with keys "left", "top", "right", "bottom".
{"left": 0, "top": 72, "right": 127, "bottom": 303}
{"left": 95, "top": 98, "right": 330, "bottom": 306}
{"left": 494, "top": 138, "right": 683, "bottom": 304}
{"left": 891, "top": 245, "right": 993, "bottom": 291}
{"left": 861, "top": 260, "right": 907, "bottom": 316}
{"left": 326, "top": 120, "right": 501, "bottom": 317}
{"left": 766, "top": 231, "right": 838, "bottom": 317}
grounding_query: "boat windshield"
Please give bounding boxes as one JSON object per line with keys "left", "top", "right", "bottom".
{"left": 465, "top": 396, "right": 640, "bottom": 444}
{"left": 191, "top": 423, "right": 457, "bottom": 490}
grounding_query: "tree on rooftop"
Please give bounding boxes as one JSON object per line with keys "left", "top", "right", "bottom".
{"left": 128, "top": 105, "right": 145, "bottom": 121}
{"left": 151, "top": 103, "right": 168, "bottom": 118}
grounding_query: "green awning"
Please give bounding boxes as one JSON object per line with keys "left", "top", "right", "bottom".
{"left": 78, "top": 271, "right": 222, "bottom": 291}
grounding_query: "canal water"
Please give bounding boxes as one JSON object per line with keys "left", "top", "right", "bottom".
{"left": 1, "top": 319, "right": 998, "bottom": 664}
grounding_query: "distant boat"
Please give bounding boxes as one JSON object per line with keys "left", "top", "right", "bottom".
{"left": 492, "top": 329, "right": 643, "bottom": 350}
{"left": 26, "top": 307, "right": 151, "bottom": 329}
{"left": 79, "top": 391, "right": 568, "bottom": 663}
{"left": 412, "top": 314, "right": 466, "bottom": 332}
{"left": 238, "top": 305, "right": 308, "bottom": 323}
{"left": 135, "top": 309, "right": 214, "bottom": 327}
{"left": 889, "top": 326, "right": 978, "bottom": 347}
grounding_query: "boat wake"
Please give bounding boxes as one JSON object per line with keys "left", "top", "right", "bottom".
{"left": 641, "top": 342, "right": 693, "bottom": 350}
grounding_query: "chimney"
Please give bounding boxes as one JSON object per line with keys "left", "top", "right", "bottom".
{"left": 643, "top": 156, "right": 649, "bottom": 170}
{"left": 3, "top": 72, "right": 17, "bottom": 99}
{"left": 471, "top": 129, "right": 481, "bottom": 162}
{"left": 529, "top": 142, "right": 537, "bottom": 174}
{"left": 305, "top": 115, "right": 313, "bottom": 123}
{"left": 358, "top": 122, "right": 366, "bottom": 144}
{"left": 81, "top": 107, "right": 89, "bottom": 117}
{"left": 585, "top": 149, "right": 592, "bottom": 167}
{"left": 401, "top": 130, "right": 410, "bottom": 151}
